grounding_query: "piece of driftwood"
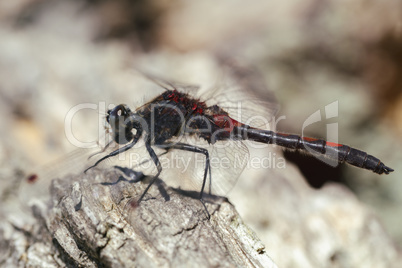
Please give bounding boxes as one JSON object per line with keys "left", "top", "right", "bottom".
{"left": 3, "top": 168, "right": 277, "bottom": 268}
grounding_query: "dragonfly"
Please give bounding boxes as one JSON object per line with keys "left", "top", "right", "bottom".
{"left": 81, "top": 70, "right": 393, "bottom": 217}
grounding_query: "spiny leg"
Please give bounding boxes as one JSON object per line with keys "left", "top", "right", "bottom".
{"left": 158, "top": 142, "right": 211, "bottom": 219}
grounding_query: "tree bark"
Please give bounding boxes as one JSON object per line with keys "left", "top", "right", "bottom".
{"left": 1, "top": 168, "right": 277, "bottom": 268}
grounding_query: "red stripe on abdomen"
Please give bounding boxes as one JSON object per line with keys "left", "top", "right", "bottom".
{"left": 326, "top": 141, "right": 342, "bottom": 147}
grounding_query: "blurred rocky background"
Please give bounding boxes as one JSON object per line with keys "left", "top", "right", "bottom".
{"left": 0, "top": 0, "right": 401, "bottom": 267}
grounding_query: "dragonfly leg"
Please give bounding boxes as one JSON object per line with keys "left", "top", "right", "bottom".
{"left": 87, "top": 140, "right": 112, "bottom": 160}
{"left": 84, "top": 136, "right": 139, "bottom": 173}
{"left": 137, "top": 141, "right": 162, "bottom": 203}
{"left": 158, "top": 142, "right": 211, "bottom": 219}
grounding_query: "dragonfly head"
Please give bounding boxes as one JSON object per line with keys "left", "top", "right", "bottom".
{"left": 107, "top": 104, "right": 142, "bottom": 144}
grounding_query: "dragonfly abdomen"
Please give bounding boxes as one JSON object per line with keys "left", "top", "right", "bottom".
{"left": 242, "top": 127, "right": 393, "bottom": 175}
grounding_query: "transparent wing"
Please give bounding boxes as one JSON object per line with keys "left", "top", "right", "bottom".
{"left": 154, "top": 135, "right": 249, "bottom": 197}
{"left": 207, "top": 139, "right": 249, "bottom": 195}
{"left": 18, "top": 132, "right": 120, "bottom": 205}
{"left": 138, "top": 64, "right": 279, "bottom": 131}
{"left": 200, "top": 63, "right": 279, "bottom": 131}
{"left": 134, "top": 70, "right": 200, "bottom": 94}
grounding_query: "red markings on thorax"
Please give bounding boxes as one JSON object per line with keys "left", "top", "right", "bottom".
{"left": 167, "top": 90, "right": 182, "bottom": 103}
{"left": 167, "top": 90, "right": 205, "bottom": 114}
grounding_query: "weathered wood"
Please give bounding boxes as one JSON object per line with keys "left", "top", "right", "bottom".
{"left": 3, "top": 168, "right": 276, "bottom": 268}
